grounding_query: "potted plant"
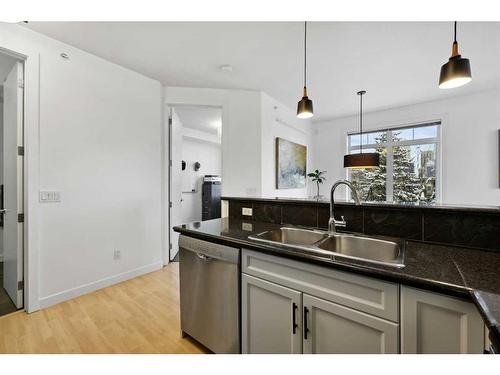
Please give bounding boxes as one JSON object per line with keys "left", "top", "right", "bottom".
{"left": 307, "top": 169, "right": 326, "bottom": 200}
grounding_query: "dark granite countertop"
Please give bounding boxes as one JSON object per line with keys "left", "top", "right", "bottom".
{"left": 174, "top": 217, "right": 500, "bottom": 346}
{"left": 222, "top": 196, "right": 500, "bottom": 214}
{"left": 473, "top": 291, "right": 500, "bottom": 327}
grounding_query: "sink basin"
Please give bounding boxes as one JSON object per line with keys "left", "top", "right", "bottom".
{"left": 249, "top": 227, "right": 328, "bottom": 246}
{"left": 249, "top": 227, "right": 404, "bottom": 268}
{"left": 316, "top": 235, "right": 403, "bottom": 266}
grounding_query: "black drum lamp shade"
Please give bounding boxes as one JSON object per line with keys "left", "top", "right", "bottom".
{"left": 344, "top": 91, "right": 380, "bottom": 169}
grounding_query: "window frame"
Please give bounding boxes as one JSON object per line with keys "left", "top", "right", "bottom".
{"left": 346, "top": 121, "right": 442, "bottom": 203}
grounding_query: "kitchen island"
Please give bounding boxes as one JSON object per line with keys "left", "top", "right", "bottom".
{"left": 174, "top": 217, "right": 500, "bottom": 353}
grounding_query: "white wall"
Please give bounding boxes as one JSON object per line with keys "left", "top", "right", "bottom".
{"left": 312, "top": 88, "right": 500, "bottom": 206}
{"left": 0, "top": 102, "right": 2, "bottom": 261}
{"left": 0, "top": 24, "right": 163, "bottom": 309}
{"left": 261, "top": 93, "right": 313, "bottom": 198}
{"left": 165, "top": 87, "right": 262, "bottom": 197}
{"left": 165, "top": 87, "right": 313, "bottom": 200}
{"left": 181, "top": 135, "right": 221, "bottom": 223}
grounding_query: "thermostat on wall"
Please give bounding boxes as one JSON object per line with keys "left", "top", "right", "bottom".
{"left": 39, "top": 191, "right": 62, "bottom": 202}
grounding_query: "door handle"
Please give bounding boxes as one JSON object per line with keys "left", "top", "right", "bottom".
{"left": 303, "top": 306, "right": 309, "bottom": 340}
{"left": 292, "top": 302, "right": 298, "bottom": 334}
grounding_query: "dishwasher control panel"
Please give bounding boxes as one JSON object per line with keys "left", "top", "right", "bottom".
{"left": 179, "top": 235, "right": 240, "bottom": 264}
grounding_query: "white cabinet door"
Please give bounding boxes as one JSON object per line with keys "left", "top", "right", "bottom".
{"left": 401, "top": 286, "right": 484, "bottom": 353}
{"left": 302, "top": 294, "right": 399, "bottom": 354}
{"left": 242, "top": 274, "right": 302, "bottom": 354}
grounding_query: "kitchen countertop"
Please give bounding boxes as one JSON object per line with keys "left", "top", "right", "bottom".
{"left": 173, "top": 217, "right": 500, "bottom": 348}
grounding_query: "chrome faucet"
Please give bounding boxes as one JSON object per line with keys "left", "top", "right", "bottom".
{"left": 329, "top": 180, "right": 361, "bottom": 233}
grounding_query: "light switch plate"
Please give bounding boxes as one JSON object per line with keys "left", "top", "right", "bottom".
{"left": 242, "top": 207, "right": 253, "bottom": 216}
{"left": 39, "top": 191, "right": 61, "bottom": 203}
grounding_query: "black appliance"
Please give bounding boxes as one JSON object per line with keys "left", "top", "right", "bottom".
{"left": 202, "top": 175, "right": 221, "bottom": 221}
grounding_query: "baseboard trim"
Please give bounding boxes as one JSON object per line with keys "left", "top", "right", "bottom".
{"left": 38, "top": 261, "right": 163, "bottom": 309}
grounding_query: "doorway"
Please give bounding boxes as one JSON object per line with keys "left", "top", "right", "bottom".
{"left": 0, "top": 51, "right": 25, "bottom": 316}
{"left": 168, "top": 105, "right": 223, "bottom": 261}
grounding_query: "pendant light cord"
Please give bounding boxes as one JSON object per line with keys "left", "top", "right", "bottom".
{"left": 454, "top": 21, "right": 457, "bottom": 43}
{"left": 304, "top": 21, "right": 307, "bottom": 89}
{"left": 359, "top": 93, "right": 363, "bottom": 153}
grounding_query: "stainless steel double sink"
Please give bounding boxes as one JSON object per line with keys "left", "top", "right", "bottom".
{"left": 248, "top": 227, "right": 404, "bottom": 268}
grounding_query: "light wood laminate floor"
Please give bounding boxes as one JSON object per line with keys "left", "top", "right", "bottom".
{"left": 0, "top": 263, "right": 209, "bottom": 353}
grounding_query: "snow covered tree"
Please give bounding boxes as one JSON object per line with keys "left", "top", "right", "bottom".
{"left": 350, "top": 132, "right": 436, "bottom": 203}
{"left": 350, "top": 132, "right": 387, "bottom": 202}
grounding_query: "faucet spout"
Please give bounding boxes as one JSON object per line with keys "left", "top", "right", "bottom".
{"left": 328, "top": 180, "right": 361, "bottom": 234}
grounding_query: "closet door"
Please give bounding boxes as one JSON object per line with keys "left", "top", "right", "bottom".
{"left": 2, "top": 61, "right": 24, "bottom": 309}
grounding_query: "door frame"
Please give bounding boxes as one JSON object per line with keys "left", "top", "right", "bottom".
{"left": 0, "top": 42, "right": 40, "bottom": 313}
{"left": 167, "top": 106, "right": 173, "bottom": 262}
{"left": 164, "top": 102, "right": 224, "bottom": 262}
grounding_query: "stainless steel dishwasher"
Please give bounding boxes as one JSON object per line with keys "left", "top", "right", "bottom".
{"left": 179, "top": 235, "right": 240, "bottom": 354}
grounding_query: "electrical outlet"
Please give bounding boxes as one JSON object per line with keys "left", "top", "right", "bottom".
{"left": 242, "top": 222, "right": 253, "bottom": 231}
{"left": 242, "top": 207, "right": 253, "bottom": 216}
{"left": 113, "top": 250, "right": 121, "bottom": 260}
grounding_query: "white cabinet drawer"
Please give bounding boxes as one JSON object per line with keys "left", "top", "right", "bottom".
{"left": 242, "top": 249, "right": 399, "bottom": 322}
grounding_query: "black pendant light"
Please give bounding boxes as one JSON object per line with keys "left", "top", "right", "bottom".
{"left": 439, "top": 21, "right": 472, "bottom": 89}
{"left": 344, "top": 91, "right": 380, "bottom": 169}
{"left": 297, "top": 21, "right": 313, "bottom": 119}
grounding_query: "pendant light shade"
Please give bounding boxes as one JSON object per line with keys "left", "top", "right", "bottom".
{"left": 297, "top": 21, "right": 314, "bottom": 119}
{"left": 343, "top": 153, "right": 380, "bottom": 169}
{"left": 439, "top": 22, "right": 472, "bottom": 89}
{"left": 297, "top": 87, "right": 313, "bottom": 119}
{"left": 344, "top": 91, "right": 380, "bottom": 169}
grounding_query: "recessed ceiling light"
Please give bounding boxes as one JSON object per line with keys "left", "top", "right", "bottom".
{"left": 219, "top": 65, "right": 233, "bottom": 72}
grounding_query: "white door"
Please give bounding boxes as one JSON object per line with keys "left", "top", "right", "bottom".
{"left": 242, "top": 274, "right": 302, "bottom": 354}
{"left": 169, "top": 108, "right": 183, "bottom": 260}
{"left": 302, "top": 294, "right": 398, "bottom": 354}
{"left": 2, "top": 61, "right": 24, "bottom": 309}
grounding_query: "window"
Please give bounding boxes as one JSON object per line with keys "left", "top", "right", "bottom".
{"left": 347, "top": 122, "right": 440, "bottom": 203}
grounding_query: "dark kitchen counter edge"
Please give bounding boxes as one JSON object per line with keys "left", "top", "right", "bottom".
{"left": 473, "top": 291, "right": 500, "bottom": 352}
{"left": 222, "top": 196, "right": 500, "bottom": 215}
{"left": 174, "top": 225, "right": 474, "bottom": 299}
{"left": 173, "top": 223, "right": 500, "bottom": 348}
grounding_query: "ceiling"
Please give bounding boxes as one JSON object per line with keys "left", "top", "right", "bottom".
{"left": 174, "top": 105, "right": 222, "bottom": 135}
{"left": 24, "top": 22, "right": 500, "bottom": 122}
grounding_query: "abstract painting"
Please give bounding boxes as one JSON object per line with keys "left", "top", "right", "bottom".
{"left": 276, "top": 137, "right": 307, "bottom": 189}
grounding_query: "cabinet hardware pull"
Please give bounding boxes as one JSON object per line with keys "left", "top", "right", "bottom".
{"left": 303, "top": 306, "right": 309, "bottom": 340}
{"left": 292, "top": 303, "right": 298, "bottom": 334}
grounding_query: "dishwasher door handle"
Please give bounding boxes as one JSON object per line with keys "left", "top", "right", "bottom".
{"left": 196, "top": 253, "right": 212, "bottom": 261}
